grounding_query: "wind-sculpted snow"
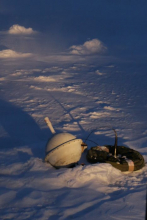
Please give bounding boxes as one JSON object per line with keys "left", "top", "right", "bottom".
{"left": 0, "top": 144, "right": 146, "bottom": 219}
{"left": 0, "top": 1, "right": 147, "bottom": 217}
{"left": 8, "top": 24, "right": 36, "bottom": 35}
{"left": 0, "top": 57, "right": 147, "bottom": 219}
{"left": 70, "top": 39, "right": 107, "bottom": 55}
{"left": 0, "top": 49, "right": 32, "bottom": 58}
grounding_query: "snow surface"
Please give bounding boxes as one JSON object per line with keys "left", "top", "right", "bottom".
{"left": 1, "top": 55, "right": 147, "bottom": 220}
{"left": 0, "top": 1, "right": 147, "bottom": 220}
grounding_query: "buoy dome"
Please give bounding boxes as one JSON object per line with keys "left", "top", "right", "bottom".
{"left": 45, "top": 132, "right": 83, "bottom": 168}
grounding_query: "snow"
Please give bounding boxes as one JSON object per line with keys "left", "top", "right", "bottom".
{"left": 0, "top": 1, "right": 147, "bottom": 219}
{"left": 8, "top": 24, "right": 36, "bottom": 35}
{"left": 0, "top": 57, "right": 147, "bottom": 220}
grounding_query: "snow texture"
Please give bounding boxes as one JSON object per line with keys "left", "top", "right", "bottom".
{"left": 70, "top": 39, "right": 106, "bottom": 55}
{"left": 0, "top": 1, "right": 147, "bottom": 219}
{"left": 8, "top": 24, "right": 36, "bottom": 35}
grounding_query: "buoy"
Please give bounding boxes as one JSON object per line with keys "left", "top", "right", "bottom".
{"left": 44, "top": 117, "right": 87, "bottom": 168}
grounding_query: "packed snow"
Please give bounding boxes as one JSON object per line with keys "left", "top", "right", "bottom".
{"left": 0, "top": 1, "right": 147, "bottom": 219}
{"left": 0, "top": 55, "right": 147, "bottom": 219}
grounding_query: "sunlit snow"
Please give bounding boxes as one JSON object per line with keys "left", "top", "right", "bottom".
{"left": 0, "top": 1, "right": 147, "bottom": 219}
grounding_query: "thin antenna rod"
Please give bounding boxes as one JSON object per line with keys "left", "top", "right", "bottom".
{"left": 44, "top": 117, "right": 56, "bottom": 134}
{"left": 113, "top": 129, "right": 117, "bottom": 158}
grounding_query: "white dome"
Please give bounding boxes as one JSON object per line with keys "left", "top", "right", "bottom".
{"left": 45, "top": 133, "right": 83, "bottom": 168}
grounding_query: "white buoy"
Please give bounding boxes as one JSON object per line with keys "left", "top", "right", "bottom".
{"left": 44, "top": 117, "right": 87, "bottom": 168}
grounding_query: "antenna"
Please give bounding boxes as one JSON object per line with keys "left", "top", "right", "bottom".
{"left": 113, "top": 129, "right": 117, "bottom": 158}
{"left": 44, "top": 117, "right": 56, "bottom": 134}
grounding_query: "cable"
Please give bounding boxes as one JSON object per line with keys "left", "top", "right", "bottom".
{"left": 84, "top": 126, "right": 117, "bottom": 150}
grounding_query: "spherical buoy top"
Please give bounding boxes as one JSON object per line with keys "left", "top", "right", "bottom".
{"left": 45, "top": 132, "right": 84, "bottom": 168}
